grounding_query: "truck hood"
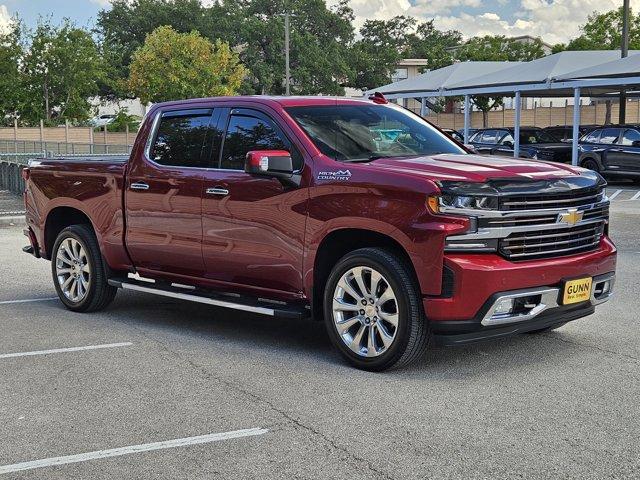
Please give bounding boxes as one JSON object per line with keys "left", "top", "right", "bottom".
{"left": 365, "top": 153, "right": 584, "bottom": 183}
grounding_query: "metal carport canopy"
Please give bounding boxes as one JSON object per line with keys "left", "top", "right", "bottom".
{"left": 363, "top": 61, "right": 523, "bottom": 99}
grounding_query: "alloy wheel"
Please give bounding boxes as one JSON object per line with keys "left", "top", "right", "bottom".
{"left": 332, "top": 266, "right": 399, "bottom": 357}
{"left": 55, "top": 237, "right": 91, "bottom": 303}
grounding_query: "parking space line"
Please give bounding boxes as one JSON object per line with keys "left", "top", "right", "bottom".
{"left": 0, "top": 297, "right": 58, "bottom": 305}
{"left": 608, "top": 189, "right": 623, "bottom": 201}
{"left": 0, "top": 428, "right": 268, "bottom": 475}
{"left": 627, "top": 191, "right": 640, "bottom": 201}
{"left": 0, "top": 342, "right": 133, "bottom": 359}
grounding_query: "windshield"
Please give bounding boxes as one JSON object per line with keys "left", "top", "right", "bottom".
{"left": 285, "top": 104, "right": 466, "bottom": 162}
{"left": 519, "top": 129, "right": 559, "bottom": 144}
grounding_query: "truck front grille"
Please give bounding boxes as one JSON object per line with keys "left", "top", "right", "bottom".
{"left": 499, "top": 188, "right": 604, "bottom": 210}
{"left": 499, "top": 222, "right": 606, "bottom": 260}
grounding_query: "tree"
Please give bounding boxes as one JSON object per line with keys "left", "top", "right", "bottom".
{"left": 558, "top": 7, "right": 640, "bottom": 124}
{"left": 0, "top": 22, "right": 23, "bottom": 124}
{"left": 21, "top": 19, "right": 104, "bottom": 124}
{"left": 350, "top": 16, "right": 461, "bottom": 92}
{"left": 97, "top": 0, "right": 223, "bottom": 99}
{"left": 232, "top": 0, "right": 355, "bottom": 95}
{"left": 405, "top": 20, "right": 461, "bottom": 70}
{"left": 127, "top": 26, "right": 246, "bottom": 104}
{"left": 565, "top": 7, "right": 640, "bottom": 51}
{"left": 350, "top": 16, "right": 416, "bottom": 91}
{"left": 455, "top": 35, "right": 547, "bottom": 126}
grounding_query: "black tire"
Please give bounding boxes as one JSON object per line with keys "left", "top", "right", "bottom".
{"left": 581, "top": 158, "right": 600, "bottom": 173}
{"left": 525, "top": 322, "right": 567, "bottom": 334}
{"left": 323, "top": 248, "right": 430, "bottom": 371}
{"left": 51, "top": 224, "right": 117, "bottom": 312}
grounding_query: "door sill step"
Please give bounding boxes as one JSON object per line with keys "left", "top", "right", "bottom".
{"left": 107, "top": 279, "right": 308, "bottom": 319}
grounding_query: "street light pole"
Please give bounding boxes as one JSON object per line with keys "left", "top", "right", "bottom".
{"left": 284, "top": 12, "right": 290, "bottom": 96}
{"left": 620, "top": 0, "right": 630, "bottom": 123}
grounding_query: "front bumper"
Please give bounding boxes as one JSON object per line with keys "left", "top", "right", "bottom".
{"left": 425, "top": 237, "right": 616, "bottom": 345}
{"left": 431, "top": 271, "right": 614, "bottom": 345}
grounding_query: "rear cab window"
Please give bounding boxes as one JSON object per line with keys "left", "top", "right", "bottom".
{"left": 149, "top": 109, "right": 214, "bottom": 168}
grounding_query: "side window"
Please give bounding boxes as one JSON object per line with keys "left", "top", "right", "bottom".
{"left": 469, "top": 131, "right": 482, "bottom": 142}
{"left": 599, "top": 128, "right": 620, "bottom": 145}
{"left": 150, "top": 112, "right": 212, "bottom": 168}
{"left": 481, "top": 130, "right": 499, "bottom": 144}
{"left": 583, "top": 129, "right": 601, "bottom": 143}
{"left": 621, "top": 129, "right": 640, "bottom": 146}
{"left": 221, "top": 113, "right": 300, "bottom": 170}
{"left": 501, "top": 133, "right": 514, "bottom": 144}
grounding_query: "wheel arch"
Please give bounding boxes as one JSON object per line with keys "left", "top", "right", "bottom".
{"left": 44, "top": 206, "right": 94, "bottom": 260}
{"left": 309, "top": 227, "right": 421, "bottom": 321}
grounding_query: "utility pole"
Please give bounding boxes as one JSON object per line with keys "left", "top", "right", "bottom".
{"left": 620, "top": 0, "right": 630, "bottom": 123}
{"left": 284, "top": 12, "right": 291, "bottom": 96}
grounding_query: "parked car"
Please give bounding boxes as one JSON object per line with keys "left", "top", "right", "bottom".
{"left": 22, "top": 96, "right": 615, "bottom": 371}
{"left": 579, "top": 125, "right": 640, "bottom": 181}
{"left": 469, "top": 127, "right": 572, "bottom": 162}
{"left": 542, "top": 125, "right": 599, "bottom": 142}
{"left": 456, "top": 128, "right": 479, "bottom": 140}
{"left": 441, "top": 128, "right": 464, "bottom": 142}
{"left": 89, "top": 114, "right": 116, "bottom": 128}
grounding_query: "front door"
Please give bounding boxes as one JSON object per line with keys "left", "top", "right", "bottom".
{"left": 201, "top": 107, "right": 308, "bottom": 296}
{"left": 125, "top": 107, "right": 216, "bottom": 278}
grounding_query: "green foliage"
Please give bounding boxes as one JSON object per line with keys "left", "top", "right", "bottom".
{"left": 350, "top": 16, "right": 461, "bottom": 91}
{"left": 105, "top": 107, "right": 141, "bottom": 132}
{"left": 0, "top": 23, "right": 23, "bottom": 125}
{"left": 455, "top": 35, "right": 547, "bottom": 62}
{"left": 20, "top": 19, "right": 104, "bottom": 124}
{"left": 127, "top": 26, "right": 246, "bottom": 103}
{"left": 566, "top": 7, "right": 640, "bottom": 51}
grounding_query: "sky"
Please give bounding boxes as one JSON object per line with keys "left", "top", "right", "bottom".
{"left": 0, "top": 0, "right": 635, "bottom": 45}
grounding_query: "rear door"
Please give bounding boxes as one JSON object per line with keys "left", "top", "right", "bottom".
{"left": 125, "top": 107, "right": 216, "bottom": 277}
{"left": 609, "top": 128, "right": 640, "bottom": 173}
{"left": 200, "top": 107, "right": 308, "bottom": 296}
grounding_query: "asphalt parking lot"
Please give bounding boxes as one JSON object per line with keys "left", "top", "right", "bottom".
{"left": 1, "top": 192, "right": 639, "bottom": 479}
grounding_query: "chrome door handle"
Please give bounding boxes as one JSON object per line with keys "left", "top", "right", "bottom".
{"left": 206, "top": 187, "right": 229, "bottom": 196}
{"left": 130, "top": 182, "right": 149, "bottom": 190}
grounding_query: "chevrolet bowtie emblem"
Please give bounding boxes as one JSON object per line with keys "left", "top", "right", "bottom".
{"left": 558, "top": 208, "right": 583, "bottom": 226}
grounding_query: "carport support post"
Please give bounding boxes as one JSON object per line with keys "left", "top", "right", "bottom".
{"left": 572, "top": 87, "right": 581, "bottom": 166}
{"left": 513, "top": 91, "right": 521, "bottom": 158}
{"left": 420, "top": 97, "right": 426, "bottom": 118}
{"left": 463, "top": 95, "right": 470, "bottom": 144}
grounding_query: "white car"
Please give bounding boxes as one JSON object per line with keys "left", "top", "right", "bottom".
{"left": 90, "top": 114, "right": 116, "bottom": 128}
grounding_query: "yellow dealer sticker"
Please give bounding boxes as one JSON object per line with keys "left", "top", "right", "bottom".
{"left": 562, "top": 277, "right": 592, "bottom": 305}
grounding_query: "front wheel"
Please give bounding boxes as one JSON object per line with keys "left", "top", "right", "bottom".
{"left": 51, "top": 225, "right": 117, "bottom": 312}
{"left": 581, "top": 158, "right": 600, "bottom": 173}
{"left": 323, "top": 248, "right": 430, "bottom": 371}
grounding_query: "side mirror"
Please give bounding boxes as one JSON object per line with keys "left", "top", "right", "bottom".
{"left": 464, "top": 144, "right": 477, "bottom": 153}
{"left": 632, "top": 140, "right": 640, "bottom": 147}
{"left": 502, "top": 140, "right": 514, "bottom": 148}
{"left": 244, "top": 150, "right": 300, "bottom": 186}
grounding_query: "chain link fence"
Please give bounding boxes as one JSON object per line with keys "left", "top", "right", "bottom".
{"left": 0, "top": 142, "right": 133, "bottom": 195}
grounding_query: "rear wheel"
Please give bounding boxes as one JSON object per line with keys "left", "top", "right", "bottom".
{"left": 323, "top": 248, "right": 429, "bottom": 371}
{"left": 51, "top": 225, "right": 117, "bottom": 312}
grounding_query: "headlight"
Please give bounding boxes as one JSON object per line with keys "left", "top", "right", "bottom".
{"left": 439, "top": 194, "right": 498, "bottom": 211}
{"left": 429, "top": 181, "right": 500, "bottom": 213}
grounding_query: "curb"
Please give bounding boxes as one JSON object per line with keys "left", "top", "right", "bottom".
{"left": 0, "top": 215, "right": 25, "bottom": 227}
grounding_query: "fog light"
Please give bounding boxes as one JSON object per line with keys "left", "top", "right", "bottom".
{"left": 494, "top": 298, "right": 515, "bottom": 316}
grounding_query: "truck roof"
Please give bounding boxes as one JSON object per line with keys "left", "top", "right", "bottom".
{"left": 151, "top": 95, "right": 377, "bottom": 110}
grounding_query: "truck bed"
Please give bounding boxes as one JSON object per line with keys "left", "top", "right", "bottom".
{"left": 25, "top": 156, "right": 130, "bottom": 268}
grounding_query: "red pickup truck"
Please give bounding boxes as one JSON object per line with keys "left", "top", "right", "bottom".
{"left": 22, "top": 96, "right": 616, "bottom": 370}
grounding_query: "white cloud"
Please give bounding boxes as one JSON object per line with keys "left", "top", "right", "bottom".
{"left": 342, "top": 0, "right": 640, "bottom": 44}
{"left": 0, "top": 4, "right": 12, "bottom": 34}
